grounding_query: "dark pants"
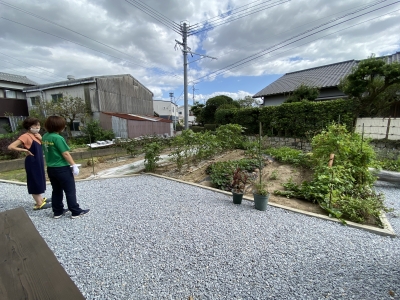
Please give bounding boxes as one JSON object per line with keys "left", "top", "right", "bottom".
{"left": 47, "top": 166, "right": 82, "bottom": 215}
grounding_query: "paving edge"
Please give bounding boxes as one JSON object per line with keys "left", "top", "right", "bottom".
{"left": 147, "top": 173, "right": 396, "bottom": 237}
{"left": 1, "top": 174, "right": 395, "bottom": 237}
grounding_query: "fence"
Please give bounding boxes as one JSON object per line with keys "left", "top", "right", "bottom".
{"left": 355, "top": 117, "right": 400, "bottom": 140}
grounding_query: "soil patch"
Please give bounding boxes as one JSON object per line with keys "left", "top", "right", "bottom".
{"left": 76, "top": 149, "right": 325, "bottom": 216}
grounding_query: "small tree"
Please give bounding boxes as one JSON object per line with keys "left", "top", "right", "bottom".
{"left": 203, "top": 95, "right": 235, "bottom": 124}
{"left": 236, "top": 95, "right": 257, "bottom": 108}
{"left": 38, "top": 95, "right": 89, "bottom": 138}
{"left": 191, "top": 102, "right": 205, "bottom": 126}
{"left": 339, "top": 54, "right": 400, "bottom": 117}
{"left": 284, "top": 84, "right": 320, "bottom": 103}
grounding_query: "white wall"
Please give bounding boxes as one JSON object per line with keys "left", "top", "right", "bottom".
{"left": 177, "top": 105, "right": 195, "bottom": 123}
{"left": 355, "top": 118, "right": 400, "bottom": 140}
{"left": 25, "top": 84, "right": 93, "bottom": 108}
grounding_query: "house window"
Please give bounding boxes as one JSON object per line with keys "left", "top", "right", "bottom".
{"left": 179, "top": 112, "right": 182, "bottom": 115}
{"left": 5, "top": 90, "right": 16, "bottom": 98}
{"left": 30, "top": 96, "right": 40, "bottom": 106}
{"left": 51, "top": 93, "right": 63, "bottom": 103}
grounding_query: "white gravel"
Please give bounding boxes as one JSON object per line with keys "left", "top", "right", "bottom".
{"left": 1, "top": 175, "right": 400, "bottom": 299}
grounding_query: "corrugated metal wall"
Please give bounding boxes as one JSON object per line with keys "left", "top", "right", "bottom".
{"left": 112, "top": 116, "right": 128, "bottom": 138}
{"left": 128, "top": 120, "right": 170, "bottom": 138}
{"left": 99, "top": 113, "right": 112, "bottom": 130}
{"left": 96, "top": 75, "right": 153, "bottom": 115}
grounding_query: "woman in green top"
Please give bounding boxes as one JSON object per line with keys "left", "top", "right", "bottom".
{"left": 42, "top": 116, "right": 89, "bottom": 219}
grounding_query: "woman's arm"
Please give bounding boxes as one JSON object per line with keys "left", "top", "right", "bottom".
{"left": 62, "top": 151, "right": 80, "bottom": 176}
{"left": 61, "top": 151, "right": 76, "bottom": 165}
{"left": 8, "top": 140, "right": 33, "bottom": 156}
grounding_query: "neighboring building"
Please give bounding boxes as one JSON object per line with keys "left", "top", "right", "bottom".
{"left": 153, "top": 100, "right": 178, "bottom": 125}
{"left": 253, "top": 52, "right": 400, "bottom": 106}
{"left": 100, "top": 112, "right": 173, "bottom": 138}
{"left": 0, "top": 72, "right": 37, "bottom": 133}
{"left": 23, "top": 74, "right": 153, "bottom": 122}
{"left": 178, "top": 105, "right": 195, "bottom": 124}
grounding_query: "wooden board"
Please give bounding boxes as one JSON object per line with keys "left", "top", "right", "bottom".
{"left": 0, "top": 207, "right": 85, "bottom": 300}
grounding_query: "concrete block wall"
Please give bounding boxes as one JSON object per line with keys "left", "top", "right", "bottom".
{"left": 0, "top": 147, "right": 126, "bottom": 172}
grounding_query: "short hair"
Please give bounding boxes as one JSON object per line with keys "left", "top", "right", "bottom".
{"left": 45, "top": 116, "right": 66, "bottom": 133}
{"left": 22, "top": 117, "right": 40, "bottom": 130}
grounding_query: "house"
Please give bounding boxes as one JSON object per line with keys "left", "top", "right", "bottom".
{"left": 253, "top": 52, "right": 400, "bottom": 106}
{"left": 178, "top": 105, "right": 195, "bottom": 125}
{"left": 0, "top": 72, "right": 37, "bottom": 133}
{"left": 153, "top": 100, "right": 178, "bottom": 125}
{"left": 23, "top": 74, "right": 154, "bottom": 129}
{"left": 100, "top": 112, "right": 173, "bottom": 138}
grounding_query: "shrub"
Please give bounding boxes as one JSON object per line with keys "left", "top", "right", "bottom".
{"left": 204, "top": 124, "right": 217, "bottom": 131}
{"left": 0, "top": 132, "right": 23, "bottom": 160}
{"left": 80, "top": 120, "right": 115, "bottom": 143}
{"left": 274, "top": 123, "right": 387, "bottom": 226}
{"left": 265, "top": 146, "right": 311, "bottom": 167}
{"left": 191, "top": 126, "right": 205, "bottom": 133}
{"left": 206, "top": 159, "right": 259, "bottom": 191}
{"left": 144, "top": 142, "right": 163, "bottom": 172}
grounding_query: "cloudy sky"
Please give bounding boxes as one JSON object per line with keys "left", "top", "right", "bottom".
{"left": 0, "top": 0, "right": 399, "bottom": 104}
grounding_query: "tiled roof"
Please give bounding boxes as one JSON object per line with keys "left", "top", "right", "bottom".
{"left": 383, "top": 51, "right": 400, "bottom": 64}
{"left": 0, "top": 72, "right": 38, "bottom": 85}
{"left": 102, "top": 112, "right": 172, "bottom": 123}
{"left": 253, "top": 60, "right": 357, "bottom": 97}
{"left": 253, "top": 52, "right": 400, "bottom": 98}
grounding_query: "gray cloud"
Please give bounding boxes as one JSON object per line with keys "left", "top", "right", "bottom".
{"left": 0, "top": 0, "right": 398, "bottom": 100}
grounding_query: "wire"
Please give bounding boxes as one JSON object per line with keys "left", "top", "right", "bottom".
{"left": 0, "top": 63, "right": 62, "bottom": 82}
{"left": 191, "top": 1, "right": 398, "bottom": 83}
{"left": 189, "top": 0, "right": 267, "bottom": 29}
{"left": 0, "top": 52, "right": 66, "bottom": 81}
{"left": 0, "top": 59, "right": 63, "bottom": 82}
{"left": 0, "top": 0, "right": 171, "bottom": 74}
{"left": 124, "top": 0, "right": 181, "bottom": 34}
{"left": 0, "top": 0, "right": 182, "bottom": 78}
{"left": 205, "top": 7, "right": 400, "bottom": 81}
{"left": 0, "top": 16, "right": 183, "bottom": 80}
{"left": 188, "top": 0, "right": 290, "bottom": 36}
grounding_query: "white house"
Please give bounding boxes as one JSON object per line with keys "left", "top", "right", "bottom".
{"left": 153, "top": 100, "right": 178, "bottom": 126}
{"left": 178, "top": 105, "right": 195, "bottom": 124}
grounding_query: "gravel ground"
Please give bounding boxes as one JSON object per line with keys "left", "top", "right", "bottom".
{"left": 1, "top": 175, "right": 400, "bottom": 300}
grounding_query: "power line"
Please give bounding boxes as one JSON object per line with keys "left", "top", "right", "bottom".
{"left": 188, "top": 0, "right": 290, "bottom": 36}
{"left": 124, "top": 0, "right": 181, "bottom": 34}
{"left": 0, "top": 16, "right": 183, "bottom": 80}
{"left": 188, "top": 0, "right": 267, "bottom": 29}
{"left": 0, "top": 0, "right": 173, "bottom": 75}
{"left": 191, "top": 0, "right": 398, "bottom": 83}
{"left": 0, "top": 63, "right": 62, "bottom": 82}
{"left": 195, "top": 7, "right": 400, "bottom": 85}
{"left": 0, "top": 52, "right": 66, "bottom": 81}
{"left": 0, "top": 60, "right": 63, "bottom": 82}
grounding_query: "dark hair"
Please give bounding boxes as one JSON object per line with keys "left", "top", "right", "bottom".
{"left": 45, "top": 116, "right": 66, "bottom": 133}
{"left": 22, "top": 117, "right": 40, "bottom": 130}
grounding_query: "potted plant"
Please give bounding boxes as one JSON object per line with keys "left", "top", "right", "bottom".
{"left": 252, "top": 122, "right": 270, "bottom": 211}
{"left": 231, "top": 166, "right": 249, "bottom": 204}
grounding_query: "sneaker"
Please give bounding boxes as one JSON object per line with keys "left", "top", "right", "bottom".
{"left": 33, "top": 201, "right": 52, "bottom": 210}
{"left": 54, "top": 209, "right": 69, "bottom": 219}
{"left": 71, "top": 209, "right": 90, "bottom": 219}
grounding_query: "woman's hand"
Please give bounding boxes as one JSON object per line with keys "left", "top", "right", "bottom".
{"left": 25, "top": 150, "right": 34, "bottom": 156}
{"left": 33, "top": 133, "right": 42, "bottom": 141}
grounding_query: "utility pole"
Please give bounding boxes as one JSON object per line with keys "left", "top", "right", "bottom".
{"left": 169, "top": 92, "right": 176, "bottom": 133}
{"left": 176, "top": 22, "right": 216, "bottom": 130}
{"left": 192, "top": 84, "right": 199, "bottom": 104}
{"left": 182, "top": 22, "right": 189, "bottom": 129}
